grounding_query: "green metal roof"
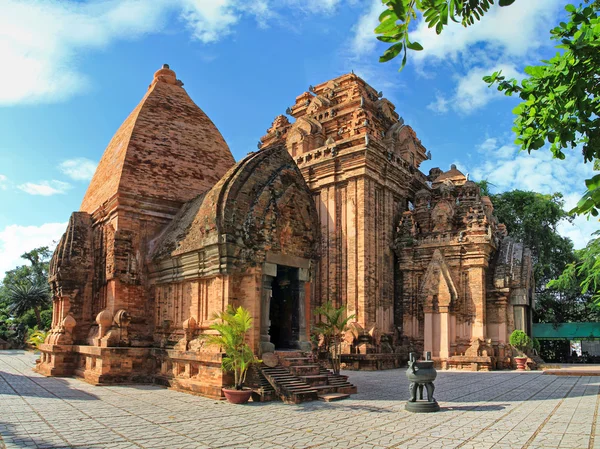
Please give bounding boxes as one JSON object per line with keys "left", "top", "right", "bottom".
{"left": 532, "top": 322, "right": 600, "bottom": 340}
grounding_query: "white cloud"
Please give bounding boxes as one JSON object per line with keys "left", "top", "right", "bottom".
{"left": 402, "top": 0, "right": 566, "bottom": 115}
{"left": 477, "top": 137, "right": 515, "bottom": 160}
{"left": 284, "top": 0, "right": 341, "bottom": 14}
{"left": 0, "top": 0, "right": 337, "bottom": 106}
{"left": 0, "top": 0, "right": 170, "bottom": 106}
{"left": 180, "top": 0, "right": 239, "bottom": 43}
{"left": 0, "top": 174, "right": 7, "bottom": 190}
{"left": 557, "top": 193, "right": 600, "bottom": 250}
{"left": 452, "top": 64, "right": 521, "bottom": 113}
{"left": 410, "top": 0, "right": 563, "bottom": 65}
{"left": 58, "top": 158, "right": 98, "bottom": 181}
{"left": 427, "top": 93, "right": 449, "bottom": 114}
{"left": 18, "top": 180, "right": 71, "bottom": 196}
{"left": 350, "top": 0, "right": 381, "bottom": 57}
{"left": 466, "top": 136, "right": 598, "bottom": 249}
{"left": 0, "top": 222, "right": 67, "bottom": 280}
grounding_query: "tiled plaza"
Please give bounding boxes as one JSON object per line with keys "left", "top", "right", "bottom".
{"left": 0, "top": 351, "right": 598, "bottom": 449}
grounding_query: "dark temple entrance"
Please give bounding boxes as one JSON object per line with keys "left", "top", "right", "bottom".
{"left": 269, "top": 266, "right": 300, "bottom": 349}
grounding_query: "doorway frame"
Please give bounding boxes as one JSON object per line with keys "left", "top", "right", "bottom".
{"left": 259, "top": 253, "right": 311, "bottom": 354}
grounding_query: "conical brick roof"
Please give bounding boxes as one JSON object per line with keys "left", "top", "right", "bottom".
{"left": 81, "top": 64, "right": 235, "bottom": 214}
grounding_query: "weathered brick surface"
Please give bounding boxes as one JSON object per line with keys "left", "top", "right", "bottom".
{"left": 150, "top": 143, "right": 320, "bottom": 354}
{"left": 261, "top": 73, "right": 430, "bottom": 334}
{"left": 394, "top": 169, "right": 534, "bottom": 369}
{"left": 81, "top": 64, "right": 235, "bottom": 215}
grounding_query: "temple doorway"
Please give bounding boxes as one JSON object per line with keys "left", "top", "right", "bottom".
{"left": 269, "top": 266, "right": 300, "bottom": 349}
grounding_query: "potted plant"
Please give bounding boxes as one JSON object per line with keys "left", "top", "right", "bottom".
{"left": 313, "top": 301, "right": 356, "bottom": 375}
{"left": 203, "top": 306, "right": 259, "bottom": 404}
{"left": 509, "top": 329, "right": 532, "bottom": 371}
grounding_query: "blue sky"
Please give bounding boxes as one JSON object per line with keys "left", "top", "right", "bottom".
{"left": 0, "top": 0, "right": 597, "bottom": 277}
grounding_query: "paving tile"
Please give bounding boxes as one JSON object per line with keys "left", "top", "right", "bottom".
{"left": 1, "top": 351, "right": 598, "bottom": 449}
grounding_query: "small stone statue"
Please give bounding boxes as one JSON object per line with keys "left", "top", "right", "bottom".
{"left": 405, "top": 351, "right": 440, "bottom": 412}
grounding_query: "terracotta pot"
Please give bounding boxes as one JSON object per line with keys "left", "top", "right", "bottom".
{"left": 515, "top": 356, "right": 528, "bottom": 371}
{"left": 222, "top": 388, "right": 253, "bottom": 404}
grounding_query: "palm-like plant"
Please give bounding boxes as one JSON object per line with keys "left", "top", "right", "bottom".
{"left": 203, "top": 306, "right": 259, "bottom": 390}
{"left": 313, "top": 301, "right": 356, "bottom": 375}
{"left": 27, "top": 329, "right": 48, "bottom": 350}
{"left": 7, "top": 283, "right": 50, "bottom": 329}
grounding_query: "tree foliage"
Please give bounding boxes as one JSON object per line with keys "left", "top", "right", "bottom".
{"left": 376, "top": 0, "right": 515, "bottom": 70}
{"left": 549, "top": 231, "right": 600, "bottom": 305}
{"left": 0, "top": 247, "right": 52, "bottom": 347}
{"left": 483, "top": 2, "right": 600, "bottom": 217}
{"left": 483, "top": 189, "right": 575, "bottom": 284}
{"left": 477, "top": 185, "right": 600, "bottom": 322}
{"left": 6, "top": 284, "right": 50, "bottom": 329}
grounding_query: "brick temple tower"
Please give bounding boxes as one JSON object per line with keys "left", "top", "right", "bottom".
{"left": 40, "top": 65, "right": 235, "bottom": 379}
{"left": 261, "top": 73, "right": 429, "bottom": 333}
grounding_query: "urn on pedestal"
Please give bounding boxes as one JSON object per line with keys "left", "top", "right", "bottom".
{"left": 405, "top": 351, "right": 440, "bottom": 413}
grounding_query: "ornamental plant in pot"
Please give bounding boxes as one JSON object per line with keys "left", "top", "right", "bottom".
{"left": 203, "top": 306, "right": 259, "bottom": 404}
{"left": 313, "top": 301, "right": 356, "bottom": 375}
{"left": 509, "top": 330, "right": 532, "bottom": 371}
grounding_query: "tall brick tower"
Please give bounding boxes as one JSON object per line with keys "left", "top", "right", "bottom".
{"left": 44, "top": 65, "right": 235, "bottom": 364}
{"left": 261, "top": 73, "right": 429, "bottom": 333}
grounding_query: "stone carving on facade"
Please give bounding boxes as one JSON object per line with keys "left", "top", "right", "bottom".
{"left": 431, "top": 201, "right": 455, "bottom": 233}
{"left": 396, "top": 164, "right": 534, "bottom": 370}
{"left": 464, "top": 338, "right": 495, "bottom": 357}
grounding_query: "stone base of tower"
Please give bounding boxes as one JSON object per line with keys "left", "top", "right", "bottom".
{"left": 444, "top": 355, "right": 496, "bottom": 371}
{"left": 341, "top": 353, "right": 407, "bottom": 371}
{"left": 72, "top": 346, "right": 154, "bottom": 384}
{"left": 153, "top": 349, "right": 229, "bottom": 400}
{"left": 34, "top": 345, "right": 229, "bottom": 398}
{"left": 36, "top": 344, "right": 154, "bottom": 384}
{"left": 35, "top": 344, "right": 77, "bottom": 377}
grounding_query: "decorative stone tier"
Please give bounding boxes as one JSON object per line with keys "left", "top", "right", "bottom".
{"left": 341, "top": 353, "right": 407, "bottom": 371}
{"left": 35, "top": 344, "right": 77, "bottom": 377}
{"left": 445, "top": 355, "right": 496, "bottom": 371}
{"left": 35, "top": 344, "right": 230, "bottom": 399}
{"left": 153, "top": 349, "right": 229, "bottom": 399}
{"left": 36, "top": 344, "right": 153, "bottom": 383}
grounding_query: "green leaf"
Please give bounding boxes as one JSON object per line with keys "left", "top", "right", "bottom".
{"left": 378, "top": 9, "right": 397, "bottom": 23}
{"left": 375, "top": 19, "right": 399, "bottom": 35}
{"left": 398, "top": 49, "right": 408, "bottom": 71}
{"left": 406, "top": 40, "right": 424, "bottom": 51}
{"left": 380, "top": 42, "right": 404, "bottom": 62}
{"left": 585, "top": 174, "right": 600, "bottom": 190}
{"left": 387, "top": 0, "right": 406, "bottom": 18}
{"left": 499, "top": 0, "right": 516, "bottom": 6}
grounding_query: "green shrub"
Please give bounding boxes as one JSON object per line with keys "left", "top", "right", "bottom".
{"left": 532, "top": 338, "right": 541, "bottom": 353}
{"left": 27, "top": 328, "right": 48, "bottom": 350}
{"left": 510, "top": 330, "right": 532, "bottom": 356}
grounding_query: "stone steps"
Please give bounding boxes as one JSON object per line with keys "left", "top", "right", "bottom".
{"left": 249, "top": 365, "right": 277, "bottom": 402}
{"left": 259, "top": 351, "right": 357, "bottom": 404}
{"left": 318, "top": 393, "right": 351, "bottom": 402}
{"left": 260, "top": 366, "right": 318, "bottom": 404}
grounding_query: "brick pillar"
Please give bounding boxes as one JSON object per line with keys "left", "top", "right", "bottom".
{"left": 498, "top": 297, "right": 509, "bottom": 343}
{"left": 424, "top": 311, "right": 433, "bottom": 354}
{"left": 439, "top": 306, "right": 450, "bottom": 359}
{"left": 469, "top": 267, "right": 486, "bottom": 340}
{"left": 259, "top": 270, "right": 275, "bottom": 354}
